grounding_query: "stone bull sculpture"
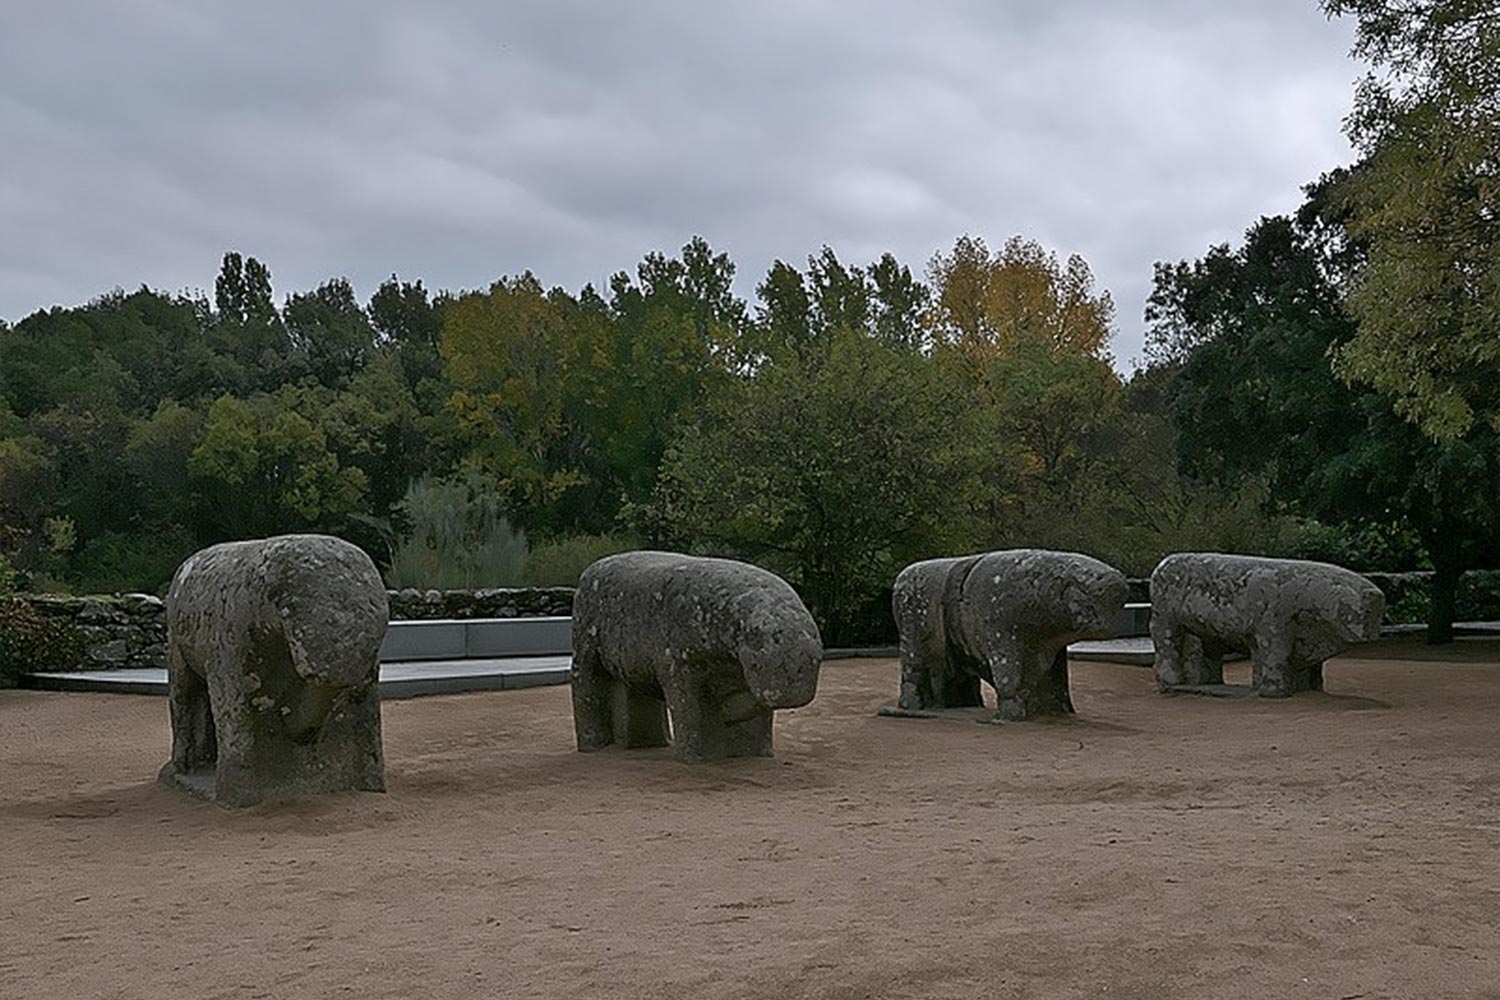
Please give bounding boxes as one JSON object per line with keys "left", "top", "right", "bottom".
{"left": 1150, "top": 553, "right": 1385, "bottom": 697}
{"left": 571, "top": 552, "right": 823, "bottom": 763}
{"left": 887, "top": 549, "right": 1128, "bottom": 721}
{"left": 159, "top": 534, "right": 388, "bottom": 806}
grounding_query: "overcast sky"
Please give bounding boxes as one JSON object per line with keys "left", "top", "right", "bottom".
{"left": 0, "top": 0, "right": 1359, "bottom": 366}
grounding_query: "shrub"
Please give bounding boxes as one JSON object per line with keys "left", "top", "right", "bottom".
{"left": 1385, "top": 585, "right": 1431, "bottom": 626}
{"left": 382, "top": 475, "right": 529, "bottom": 589}
{"left": 66, "top": 526, "right": 196, "bottom": 596}
{"left": 0, "top": 600, "right": 87, "bottom": 685}
{"left": 523, "top": 533, "right": 638, "bottom": 587}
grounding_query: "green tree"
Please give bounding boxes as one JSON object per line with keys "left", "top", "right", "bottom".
{"left": 187, "top": 394, "right": 367, "bottom": 540}
{"left": 441, "top": 273, "right": 590, "bottom": 529}
{"left": 1321, "top": 0, "right": 1500, "bottom": 437}
{"left": 973, "top": 342, "right": 1131, "bottom": 552}
{"left": 755, "top": 260, "right": 816, "bottom": 359}
{"left": 283, "top": 277, "right": 376, "bottom": 388}
{"left": 584, "top": 238, "right": 747, "bottom": 522}
{"left": 653, "top": 330, "right": 980, "bottom": 643}
{"left": 754, "top": 248, "right": 929, "bottom": 360}
{"left": 868, "top": 252, "right": 930, "bottom": 350}
{"left": 926, "top": 235, "right": 1115, "bottom": 377}
{"left": 369, "top": 274, "right": 444, "bottom": 392}
{"left": 209, "top": 252, "right": 290, "bottom": 390}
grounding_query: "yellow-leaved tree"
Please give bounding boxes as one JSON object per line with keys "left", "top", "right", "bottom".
{"left": 925, "top": 235, "right": 1114, "bottom": 382}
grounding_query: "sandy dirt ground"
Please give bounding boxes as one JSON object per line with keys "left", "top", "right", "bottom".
{"left": 3, "top": 637, "right": 1499, "bottom": 1000}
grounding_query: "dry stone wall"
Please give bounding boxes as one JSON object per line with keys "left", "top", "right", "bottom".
{"left": 3, "top": 587, "right": 577, "bottom": 675}
{"left": 12, "top": 593, "right": 169, "bottom": 670}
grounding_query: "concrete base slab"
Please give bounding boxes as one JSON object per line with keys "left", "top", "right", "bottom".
{"left": 1069, "top": 637, "right": 1155, "bottom": 666}
{"left": 22, "top": 656, "right": 573, "bottom": 700}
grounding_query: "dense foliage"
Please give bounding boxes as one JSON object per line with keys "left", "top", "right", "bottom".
{"left": 1319, "top": 0, "right": 1500, "bottom": 437}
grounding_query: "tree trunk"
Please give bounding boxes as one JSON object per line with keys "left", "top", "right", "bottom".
{"left": 1427, "top": 560, "right": 1459, "bottom": 646}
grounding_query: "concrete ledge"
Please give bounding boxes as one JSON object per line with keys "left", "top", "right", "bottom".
{"left": 22, "top": 656, "right": 574, "bottom": 701}
{"left": 379, "top": 617, "right": 572, "bottom": 662}
{"left": 380, "top": 621, "right": 466, "bottom": 661}
{"left": 1069, "top": 637, "right": 1155, "bottom": 666}
{"left": 465, "top": 617, "right": 572, "bottom": 657}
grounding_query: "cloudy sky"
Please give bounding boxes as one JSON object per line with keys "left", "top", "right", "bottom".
{"left": 0, "top": 0, "right": 1360, "bottom": 366}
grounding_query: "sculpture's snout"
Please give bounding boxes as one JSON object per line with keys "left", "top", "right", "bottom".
{"left": 283, "top": 680, "right": 341, "bottom": 742}
{"left": 1067, "top": 567, "right": 1128, "bottom": 638}
{"left": 742, "top": 630, "right": 823, "bottom": 710}
{"left": 1346, "top": 587, "right": 1386, "bottom": 643}
{"left": 284, "top": 616, "right": 381, "bottom": 685}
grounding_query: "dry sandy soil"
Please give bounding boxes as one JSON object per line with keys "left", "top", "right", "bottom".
{"left": 3, "top": 637, "right": 1499, "bottom": 1000}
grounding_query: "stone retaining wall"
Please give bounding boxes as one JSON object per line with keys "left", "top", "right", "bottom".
{"left": 386, "top": 587, "right": 574, "bottom": 621}
{"left": 0, "top": 588, "right": 579, "bottom": 675}
{"left": 2, "top": 593, "right": 169, "bottom": 673}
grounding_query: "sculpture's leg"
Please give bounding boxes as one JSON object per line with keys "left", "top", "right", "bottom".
{"left": 1252, "top": 638, "right": 1294, "bottom": 698}
{"left": 205, "top": 664, "right": 261, "bottom": 807}
{"left": 163, "top": 651, "right": 215, "bottom": 780}
{"left": 328, "top": 682, "right": 385, "bottom": 793}
{"left": 896, "top": 592, "right": 951, "bottom": 710}
{"left": 662, "top": 674, "right": 713, "bottom": 763}
{"left": 609, "top": 679, "right": 670, "bottom": 749}
{"left": 989, "top": 640, "right": 1030, "bottom": 722}
{"left": 1282, "top": 659, "right": 1323, "bottom": 694}
{"left": 1180, "top": 633, "right": 1224, "bottom": 686}
{"left": 1151, "top": 615, "right": 1184, "bottom": 690}
{"left": 1199, "top": 641, "right": 1225, "bottom": 686}
{"left": 720, "top": 709, "right": 775, "bottom": 758}
{"left": 570, "top": 641, "right": 615, "bottom": 752}
{"left": 1034, "top": 645, "right": 1076, "bottom": 716}
{"left": 991, "top": 642, "right": 1074, "bottom": 721}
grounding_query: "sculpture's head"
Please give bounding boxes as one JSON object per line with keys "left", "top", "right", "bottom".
{"left": 266, "top": 535, "right": 390, "bottom": 690}
{"left": 737, "top": 627, "right": 823, "bottom": 712}
{"left": 1333, "top": 577, "right": 1386, "bottom": 644}
{"left": 1051, "top": 553, "right": 1129, "bottom": 640}
{"left": 731, "top": 590, "right": 824, "bottom": 716}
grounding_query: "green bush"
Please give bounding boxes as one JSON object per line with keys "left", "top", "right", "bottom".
{"left": 0, "top": 601, "right": 87, "bottom": 685}
{"left": 1385, "top": 585, "right": 1431, "bottom": 625}
{"left": 383, "top": 474, "right": 529, "bottom": 589}
{"left": 523, "top": 534, "right": 638, "bottom": 587}
{"left": 66, "top": 526, "right": 196, "bottom": 596}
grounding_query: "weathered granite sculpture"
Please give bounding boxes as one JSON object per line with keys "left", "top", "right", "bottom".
{"left": 1150, "top": 553, "right": 1385, "bottom": 697}
{"left": 159, "top": 534, "right": 388, "bottom": 806}
{"left": 887, "top": 549, "right": 1128, "bottom": 721}
{"left": 571, "top": 551, "right": 823, "bottom": 763}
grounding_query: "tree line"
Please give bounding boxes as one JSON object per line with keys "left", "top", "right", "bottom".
{"left": 0, "top": 0, "right": 1494, "bottom": 645}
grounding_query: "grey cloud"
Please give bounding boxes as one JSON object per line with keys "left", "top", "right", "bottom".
{"left": 0, "top": 0, "right": 1358, "bottom": 365}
